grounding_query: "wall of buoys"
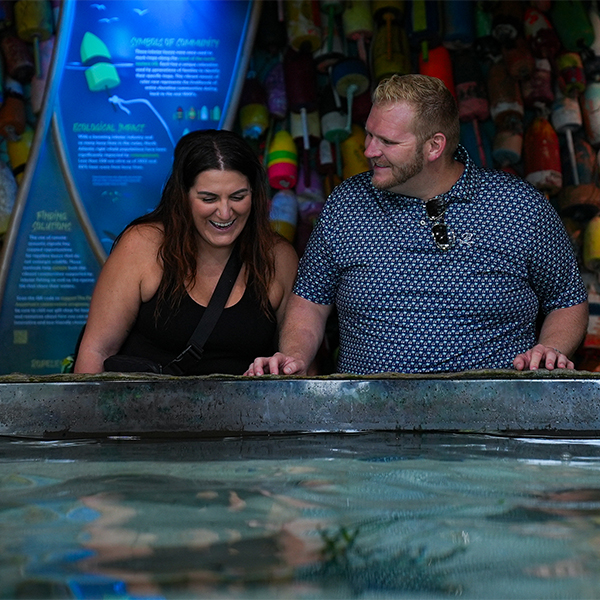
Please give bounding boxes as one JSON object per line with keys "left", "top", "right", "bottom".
{"left": 232, "top": 0, "right": 600, "bottom": 372}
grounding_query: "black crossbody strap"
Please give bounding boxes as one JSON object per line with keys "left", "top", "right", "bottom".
{"left": 166, "top": 249, "right": 242, "bottom": 374}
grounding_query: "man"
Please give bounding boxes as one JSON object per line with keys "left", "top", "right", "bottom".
{"left": 247, "top": 74, "right": 588, "bottom": 376}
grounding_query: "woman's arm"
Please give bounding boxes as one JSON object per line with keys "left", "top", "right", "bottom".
{"left": 271, "top": 238, "right": 299, "bottom": 325}
{"left": 74, "top": 225, "right": 163, "bottom": 373}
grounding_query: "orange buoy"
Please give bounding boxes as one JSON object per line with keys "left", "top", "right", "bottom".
{"left": 523, "top": 113, "right": 562, "bottom": 197}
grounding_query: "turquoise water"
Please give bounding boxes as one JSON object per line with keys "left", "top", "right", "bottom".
{"left": 2, "top": 433, "right": 600, "bottom": 599}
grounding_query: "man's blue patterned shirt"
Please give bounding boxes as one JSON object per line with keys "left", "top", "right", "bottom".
{"left": 294, "top": 146, "right": 588, "bottom": 374}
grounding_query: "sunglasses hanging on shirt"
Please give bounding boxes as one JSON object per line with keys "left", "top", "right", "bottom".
{"left": 424, "top": 196, "right": 455, "bottom": 251}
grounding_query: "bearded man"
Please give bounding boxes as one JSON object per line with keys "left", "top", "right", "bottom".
{"left": 247, "top": 74, "right": 588, "bottom": 376}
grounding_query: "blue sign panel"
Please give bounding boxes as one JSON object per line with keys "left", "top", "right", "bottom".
{"left": 0, "top": 0, "right": 257, "bottom": 375}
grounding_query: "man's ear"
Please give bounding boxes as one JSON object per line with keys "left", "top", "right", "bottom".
{"left": 425, "top": 133, "right": 447, "bottom": 162}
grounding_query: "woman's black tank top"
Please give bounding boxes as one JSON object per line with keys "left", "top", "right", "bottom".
{"left": 118, "top": 283, "right": 277, "bottom": 375}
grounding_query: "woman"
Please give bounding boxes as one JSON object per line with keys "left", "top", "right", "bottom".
{"left": 74, "top": 129, "right": 298, "bottom": 375}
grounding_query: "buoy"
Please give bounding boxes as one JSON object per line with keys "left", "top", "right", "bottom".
{"left": 453, "top": 49, "right": 489, "bottom": 166}
{"left": 550, "top": 0, "right": 594, "bottom": 53}
{"left": 239, "top": 76, "right": 269, "bottom": 139}
{"left": 314, "top": 3, "right": 344, "bottom": 73}
{"left": 520, "top": 58, "right": 554, "bottom": 109}
{"left": 473, "top": 2, "right": 502, "bottom": 69}
{"left": 551, "top": 87, "right": 583, "bottom": 186}
{"left": 583, "top": 214, "right": 600, "bottom": 272}
{"left": 0, "top": 77, "right": 26, "bottom": 142}
{"left": 371, "top": 1, "right": 405, "bottom": 62}
{"left": 442, "top": 0, "right": 474, "bottom": 49}
{"left": 523, "top": 6, "right": 561, "bottom": 60}
{"left": 460, "top": 119, "right": 493, "bottom": 168}
{"left": 340, "top": 123, "right": 369, "bottom": 179}
{"left": 291, "top": 108, "right": 321, "bottom": 184}
{"left": 267, "top": 129, "right": 298, "bottom": 190}
{"left": 371, "top": 13, "right": 410, "bottom": 84}
{"left": 488, "top": 60, "right": 524, "bottom": 166}
{"left": 556, "top": 52, "right": 587, "bottom": 98}
{"left": 263, "top": 61, "right": 288, "bottom": 120}
{"left": 342, "top": 0, "right": 373, "bottom": 63}
{"left": 320, "top": 83, "right": 349, "bottom": 177}
{"left": 283, "top": 47, "right": 318, "bottom": 186}
{"left": 523, "top": 113, "right": 562, "bottom": 197}
{"left": 419, "top": 44, "right": 455, "bottom": 98}
{"left": 269, "top": 189, "right": 298, "bottom": 242}
{"left": 286, "top": 0, "right": 321, "bottom": 53}
{"left": 407, "top": 0, "right": 442, "bottom": 63}
{"left": 0, "top": 29, "right": 35, "bottom": 85}
{"left": 255, "top": 0, "right": 288, "bottom": 54}
{"left": 585, "top": 1, "right": 600, "bottom": 82}
{"left": 581, "top": 82, "right": 600, "bottom": 148}
{"left": 331, "top": 57, "right": 370, "bottom": 133}
{"left": 502, "top": 35, "right": 535, "bottom": 81}
{"left": 6, "top": 125, "right": 34, "bottom": 184}
{"left": 14, "top": 0, "right": 53, "bottom": 78}
{"left": 0, "top": 159, "right": 18, "bottom": 236}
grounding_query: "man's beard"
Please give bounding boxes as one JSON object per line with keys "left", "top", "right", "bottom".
{"left": 372, "top": 148, "right": 424, "bottom": 191}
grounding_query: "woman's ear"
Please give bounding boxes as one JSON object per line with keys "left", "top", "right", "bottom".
{"left": 425, "top": 133, "right": 447, "bottom": 162}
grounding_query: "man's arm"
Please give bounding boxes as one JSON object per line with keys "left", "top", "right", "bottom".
{"left": 513, "top": 301, "right": 589, "bottom": 370}
{"left": 246, "top": 293, "right": 333, "bottom": 375}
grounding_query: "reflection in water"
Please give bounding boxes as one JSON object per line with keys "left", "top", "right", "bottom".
{"left": 3, "top": 433, "right": 600, "bottom": 598}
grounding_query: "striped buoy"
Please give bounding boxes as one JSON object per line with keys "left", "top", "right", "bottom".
{"left": 267, "top": 130, "right": 298, "bottom": 190}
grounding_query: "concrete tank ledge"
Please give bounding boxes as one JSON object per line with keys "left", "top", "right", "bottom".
{"left": 1, "top": 369, "right": 600, "bottom": 438}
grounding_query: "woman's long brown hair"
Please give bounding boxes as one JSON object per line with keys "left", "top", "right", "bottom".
{"left": 114, "top": 129, "right": 278, "bottom": 318}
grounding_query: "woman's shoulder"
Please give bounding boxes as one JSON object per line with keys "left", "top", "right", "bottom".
{"left": 113, "top": 222, "right": 164, "bottom": 254}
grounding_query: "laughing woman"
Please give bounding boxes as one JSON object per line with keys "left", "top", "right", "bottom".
{"left": 74, "top": 129, "right": 298, "bottom": 375}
